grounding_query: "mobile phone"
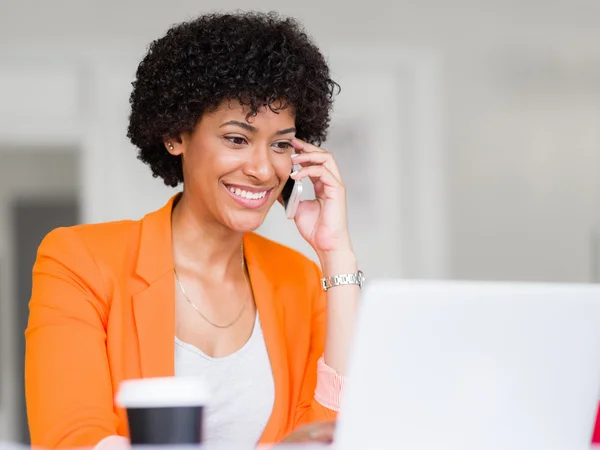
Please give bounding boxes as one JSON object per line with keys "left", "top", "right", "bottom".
{"left": 281, "top": 163, "right": 303, "bottom": 219}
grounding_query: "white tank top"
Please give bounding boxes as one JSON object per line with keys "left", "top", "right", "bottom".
{"left": 174, "top": 313, "right": 275, "bottom": 447}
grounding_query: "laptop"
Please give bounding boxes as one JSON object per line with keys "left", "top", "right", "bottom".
{"left": 334, "top": 280, "right": 600, "bottom": 450}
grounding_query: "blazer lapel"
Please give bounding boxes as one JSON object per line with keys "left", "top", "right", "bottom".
{"left": 132, "top": 195, "right": 180, "bottom": 378}
{"left": 244, "top": 233, "right": 290, "bottom": 442}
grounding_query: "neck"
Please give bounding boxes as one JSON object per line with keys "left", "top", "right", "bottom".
{"left": 171, "top": 192, "right": 245, "bottom": 280}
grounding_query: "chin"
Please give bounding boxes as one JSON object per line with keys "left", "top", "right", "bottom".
{"left": 222, "top": 210, "right": 269, "bottom": 233}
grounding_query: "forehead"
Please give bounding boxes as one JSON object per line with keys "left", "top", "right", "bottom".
{"left": 206, "top": 99, "right": 296, "bottom": 126}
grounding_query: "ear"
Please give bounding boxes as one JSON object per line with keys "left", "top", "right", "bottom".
{"left": 164, "top": 134, "right": 187, "bottom": 156}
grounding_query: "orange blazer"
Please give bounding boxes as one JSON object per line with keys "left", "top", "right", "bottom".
{"left": 25, "top": 194, "right": 336, "bottom": 448}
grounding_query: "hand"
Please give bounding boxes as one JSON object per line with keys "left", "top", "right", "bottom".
{"left": 279, "top": 420, "right": 336, "bottom": 445}
{"left": 289, "top": 138, "right": 352, "bottom": 256}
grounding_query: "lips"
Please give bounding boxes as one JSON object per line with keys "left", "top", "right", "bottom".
{"left": 223, "top": 183, "right": 273, "bottom": 209}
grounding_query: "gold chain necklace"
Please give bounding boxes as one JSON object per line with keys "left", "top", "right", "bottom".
{"left": 174, "top": 243, "right": 248, "bottom": 329}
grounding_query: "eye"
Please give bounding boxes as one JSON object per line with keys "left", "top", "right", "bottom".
{"left": 272, "top": 141, "right": 293, "bottom": 153}
{"left": 225, "top": 136, "right": 248, "bottom": 147}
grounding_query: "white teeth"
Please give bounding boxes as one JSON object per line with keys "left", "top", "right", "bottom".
{"left": 227, "top": 186, "right": 267, "bottom": 200}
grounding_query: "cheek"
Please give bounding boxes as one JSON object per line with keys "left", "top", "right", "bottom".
{"left": 274, "top": 158, "right": 293, "bottom": 183}
{"left": 188, "top": 144, "right": 239, "bottom": 178}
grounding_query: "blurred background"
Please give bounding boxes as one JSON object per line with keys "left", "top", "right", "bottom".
{"left": 1, "top": 0, "right": 599, "bottom": 443}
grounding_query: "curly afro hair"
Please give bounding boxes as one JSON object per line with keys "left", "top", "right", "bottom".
{"left": 127, "top": 11, "right": 340, "bottom": 187}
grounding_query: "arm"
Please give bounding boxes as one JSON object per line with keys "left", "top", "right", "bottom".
{"left": 293, "top": 255, "right": 359, "bottom": 426}
{"left": 286, "top": 138, "right": 361, "bottom": 428}
{"left": 25, "top": 227, "right": 118, "bottom": 448}
{"left": 319, "top": 250, "right": 360, "bottom": 375}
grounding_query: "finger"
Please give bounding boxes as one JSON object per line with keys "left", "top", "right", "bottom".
{"left": 291, "top": 164, "right": 343, "bottom": 194}
{"left": 312, "top": 178, "right": 324, "bottom": 195}
{"left": 292, "top": 138, "right": 326, "bottom": 153}
{"left": 291, "top": 151, "right": 343, "bottom": 181}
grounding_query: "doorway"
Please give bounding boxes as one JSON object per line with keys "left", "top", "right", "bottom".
{"left": 0, "top": 149, "right": 80, "bottom": 443}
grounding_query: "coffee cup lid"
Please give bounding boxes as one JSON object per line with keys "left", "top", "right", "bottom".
{"left": 116, "top": 376, "right": 210, "bottom": 408}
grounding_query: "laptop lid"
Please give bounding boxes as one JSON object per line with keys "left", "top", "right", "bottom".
{"left": 335, "top": 280, "right": 600, "bottom": 450}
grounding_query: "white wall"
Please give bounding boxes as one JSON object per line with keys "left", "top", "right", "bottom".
{"left": 446, "top": 49, "right": 600, "bottom": 282}
{"left": 2, "top": 0, "right": 600, "bottom": 50}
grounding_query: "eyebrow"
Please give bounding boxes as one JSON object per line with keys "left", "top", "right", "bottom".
{"left": 220, "top": 120, "right": 296, "bottom": 136}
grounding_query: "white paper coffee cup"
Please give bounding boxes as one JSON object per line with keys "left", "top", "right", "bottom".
{"left": 116, "top": 377, "right": 209, "bottom": 445}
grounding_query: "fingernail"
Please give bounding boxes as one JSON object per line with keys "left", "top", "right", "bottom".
{"left": 290, "top": 170, "right": 299, "bottom": 177}
{"left": 291, "top": 153, "right": 299, "bottom": 158}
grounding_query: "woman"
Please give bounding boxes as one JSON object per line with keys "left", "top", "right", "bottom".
{"left": 25, "top": 11, "right": 362, "bottom": 449}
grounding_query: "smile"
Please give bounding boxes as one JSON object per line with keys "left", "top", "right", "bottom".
{"left": 227, "top": 186, "right": 268, "bottom": 199}
{"left": 224, "top": 184, "right": 272, "bottom": 209}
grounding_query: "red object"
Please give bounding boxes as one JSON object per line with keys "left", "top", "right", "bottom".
{"left": 592, "top": 403, "right": 600, "bottom": 443}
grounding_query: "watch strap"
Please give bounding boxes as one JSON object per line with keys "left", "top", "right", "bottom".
{"left": 321, "top": 270, "right": 364, "bottom": 291}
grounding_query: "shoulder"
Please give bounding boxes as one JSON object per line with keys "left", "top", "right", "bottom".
{"left": 245, "top": 232, "right": 322, "bottom": 282}
{"left": 37, "top": 219, "right": 142, "bottom": 270}
{"left": 40, "top": 219, "right": 140, "bottom": 250}
{"left": 32, "top": 220, "right": 144, "bottom": 318}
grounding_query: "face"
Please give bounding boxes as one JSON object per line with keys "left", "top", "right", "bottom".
{"left": 167, "top": 100, "right": 296, "bottom": 232}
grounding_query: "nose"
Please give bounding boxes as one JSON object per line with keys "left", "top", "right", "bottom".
{"left": 242, "top": 144, "right": 276, "bottom": 182}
